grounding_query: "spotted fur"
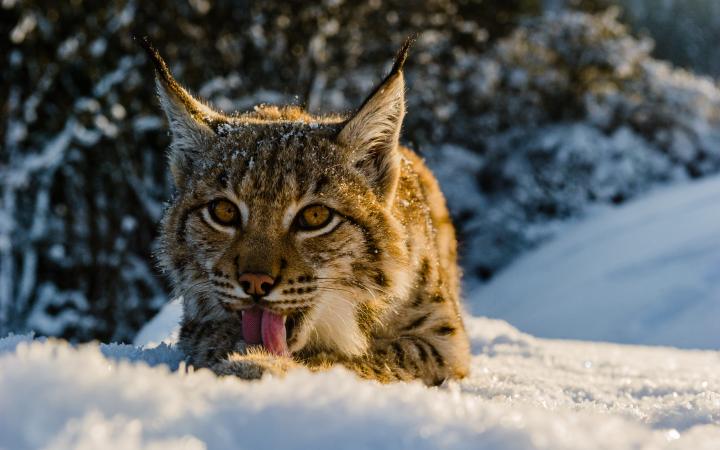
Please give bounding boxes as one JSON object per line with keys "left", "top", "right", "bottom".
{"left": 142, "top": 36, "right": 470, "bottom": 386}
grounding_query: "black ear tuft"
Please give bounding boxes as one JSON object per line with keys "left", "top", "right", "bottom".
{"left": 137, "top": 36, "right": 226, "bottom": 186}
{"left": 353, "top": 34, "right": 415, "bottom": 115}
{"left": 390, "top": 33, "right": 417, "bottom": 76}
{"left": 136, "top": 35, "right": 176, "bottom": 89}
{"left": 338, "top": 37, "right": 415, "bottom": 205}
{"left": 136, "top": 36, "right": 225, "bottom": 130}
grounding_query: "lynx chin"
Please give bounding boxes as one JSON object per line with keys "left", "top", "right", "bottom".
{"left": 140, "top": 36, "right": 470, "bottom": 386}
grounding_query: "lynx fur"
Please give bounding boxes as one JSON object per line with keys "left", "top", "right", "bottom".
{"left": 141, "top": 36, "right": 470, "bottom": 386}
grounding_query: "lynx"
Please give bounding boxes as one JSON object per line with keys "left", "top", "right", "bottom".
{"left": 141, "top": 36, "right": 470, "bottom": 386}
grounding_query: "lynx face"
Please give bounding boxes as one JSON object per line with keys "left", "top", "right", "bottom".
{"left": 162, "top": 120, "right": 412, "bottom": 355}
{"left": 148, "top": 38, "right": 413, "bottom": 357}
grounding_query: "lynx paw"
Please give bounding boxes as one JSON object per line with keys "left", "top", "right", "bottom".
{"left": 210, "top": 349, "right": 298, "bottom": 380}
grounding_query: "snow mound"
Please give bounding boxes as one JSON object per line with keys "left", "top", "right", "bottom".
{"left": 471, "top": 176, "right": 720, "bottom": 349}
{"left": 1, "top": 316, "right": 719, "bottom": 450}
{"left": 132, "top": 297, "right": 182, "bottom": 348}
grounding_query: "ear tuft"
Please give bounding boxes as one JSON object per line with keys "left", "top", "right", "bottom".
{"left": 138, "top": 36, "right": 225, "bottom": 186}
{"left": 390, "top": 33, "right": 416, "bottom": 75}
{"left": 338, "top": 37, "right": 415, "bottom": 204}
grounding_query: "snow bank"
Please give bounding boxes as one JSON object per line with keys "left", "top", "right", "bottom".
{"left": 471, "top": 176, "right": 720, "bottom": 350}
{"left": 1, "top": 316, "right": 718, "bottom": 450}
{"left": 132, "top": 297, "right": 182, "bottom": 348}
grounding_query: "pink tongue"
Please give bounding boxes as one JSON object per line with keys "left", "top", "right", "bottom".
{"left": 241, "top": 307, "right": 288, "bottom": 356}
{"left": 261, "top": 310, "right": 289, "bottom": 356}
{"left": 241, "top": 307, "right": 263, "bottom": 345}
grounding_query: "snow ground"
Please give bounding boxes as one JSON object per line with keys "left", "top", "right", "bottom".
{"left": 1, "top": 315, "right": 719, "bottom": 450}
{"left": 471, "top": 176, "right": 720, "bottom": 350}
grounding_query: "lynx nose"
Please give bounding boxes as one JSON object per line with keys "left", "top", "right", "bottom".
{"left": 238, "top": 272, "right": 275, "bottom": 298}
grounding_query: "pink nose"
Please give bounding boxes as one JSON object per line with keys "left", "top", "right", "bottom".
{"left": 238, "top": 272, "right": 275, "bottom": 297}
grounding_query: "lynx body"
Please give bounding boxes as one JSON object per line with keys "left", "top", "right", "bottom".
{"left": 143, "top": 37, "right": 470, "bottom": 386}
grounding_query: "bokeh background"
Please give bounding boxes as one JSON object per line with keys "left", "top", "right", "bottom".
{"left": 2, "top": 0, "right": 720, "bottom": 343}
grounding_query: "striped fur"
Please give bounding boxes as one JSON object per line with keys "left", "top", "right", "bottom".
{"left": 145, "top": 37, "right": 470, "bottom": 386}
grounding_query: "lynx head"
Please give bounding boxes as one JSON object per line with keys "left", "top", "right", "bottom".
{"left": 143, "top": 37, "right": 414, "bottom": 357}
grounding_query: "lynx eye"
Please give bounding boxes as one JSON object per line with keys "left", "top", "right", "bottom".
{"left": 208, "top": 199, "right": 239, "bottom": 226}
{"left": 296, "top": 204, "right": 333, "bottom": 230}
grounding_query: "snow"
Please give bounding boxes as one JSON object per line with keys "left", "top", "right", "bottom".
{"left": 1, "top": 315, "right": 719, "bottom": 449}
{"left": 4, "top": 176, "right": 720, "bottom": 448}
{"left": 471, "top": 176, "right": 720, "bottom": 350}
{"left": 133, "top": 297, "right": 182, "bottom": 348}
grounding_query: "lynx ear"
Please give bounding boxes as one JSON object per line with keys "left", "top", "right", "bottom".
{"left": 338, "top": 37, "right": 413, "bottom": 204}
{"left": 138, "top": 36, "right": 224, "bottom": 185}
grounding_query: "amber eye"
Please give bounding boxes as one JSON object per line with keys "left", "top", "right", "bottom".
{"left": 209, "top": 199, "right": 239, "bottom": 226}
{"left": 296, "top": 204, "right": 333, "bottom": 230}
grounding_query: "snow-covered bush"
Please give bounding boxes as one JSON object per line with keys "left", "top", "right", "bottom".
{"left": 423, "top": 9, "right": 720, "bottom": 280}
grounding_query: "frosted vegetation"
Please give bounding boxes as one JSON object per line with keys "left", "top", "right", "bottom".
{"left": 428, "top": 9, "right": 720, "bottom": 281}
{"left": 3, "top": 1, "right": 720, "bottom": 342}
